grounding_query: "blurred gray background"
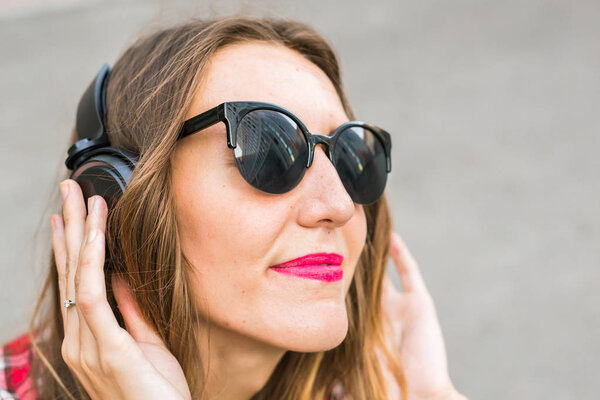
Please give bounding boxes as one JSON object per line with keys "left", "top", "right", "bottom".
{"left": 1, "top": 0, "right": 599, "bottom": 399}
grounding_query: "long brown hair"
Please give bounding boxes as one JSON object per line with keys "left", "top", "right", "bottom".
{"left": 28, "top": 15, "right": 407, "bottom": 399}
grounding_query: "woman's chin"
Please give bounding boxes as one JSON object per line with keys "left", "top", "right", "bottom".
{"left": 290, "top": 328, "right": 348, "bottom": 352}
{"left": 264, "top": 311, "right": 350, "bottom": 352}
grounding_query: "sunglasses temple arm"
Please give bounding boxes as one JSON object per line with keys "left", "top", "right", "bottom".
{"left": 177, "top": 104, "right": 226, "bottom": 140}
{"left": 378, "top": 127, "right": 393, "bottom": 172}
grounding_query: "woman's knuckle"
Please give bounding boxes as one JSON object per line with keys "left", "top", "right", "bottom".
{"left": 60, "top": 342, "right": 68, "bottom": 363}
{"left": 98, "top": 351, "right": 118, "bottom": 375}
{"left": 66, "top": 253, "right": 79, "bottom": 270}
{"left": 99, "top": 331, "right": 132, "bottom": 373}
{"left": 74, "top": 271, "right": 82, "bottom": 290}
{"left": 77, "top": 298, "right": 92, "bottom": 313}
{"left": 62, "top": 212, "right": 76, "bottom": 227}
{"left": 111, "top": 330, "right": 131, "bottom": 352}
{"left": 77, "top": 291, "right": 98, "bottom": 312}
{"left": 79, "top": 352, "right": 97, "bottom": 376}
{"left": 62, "top": 208, "right": 85, "bottom": 228}
{"left": 78, "top": 255, "right": 96, "bottom": 272}
{"left": 61, "top": 341, "right": 78, "bottom": 367}
{"left": 57, "top": 268, "right": 67, "bottom": 283}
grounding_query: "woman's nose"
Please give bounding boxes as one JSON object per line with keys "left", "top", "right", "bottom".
{"left": 295, "top": 144, "right": 355, "bottom": 228}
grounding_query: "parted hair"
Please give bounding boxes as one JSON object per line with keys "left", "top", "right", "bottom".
{"left": 28, "top": 15, "right": 407, "bottom": 399}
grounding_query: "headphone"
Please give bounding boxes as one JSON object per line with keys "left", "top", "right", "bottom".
{"left": 65, "top": 64, "right": 138, "bottom": 211}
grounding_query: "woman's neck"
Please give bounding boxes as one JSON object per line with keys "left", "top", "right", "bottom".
{"left": 196, "top": 320, "right": 287, "bottom": 400}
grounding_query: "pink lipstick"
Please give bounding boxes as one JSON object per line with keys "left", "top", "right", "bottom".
{"left": 269, "top": 252, "right": 344, "bottom": 282}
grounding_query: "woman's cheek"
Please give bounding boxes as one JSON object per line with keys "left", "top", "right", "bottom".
{"left": 344, "top": 206, "right": 367, "bottom": 289}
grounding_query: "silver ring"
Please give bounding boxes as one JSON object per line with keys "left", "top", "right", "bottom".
{"left": 64, "top": 299, "right": 76, "bottom": 309}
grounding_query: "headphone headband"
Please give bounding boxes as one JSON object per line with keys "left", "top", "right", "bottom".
{"left": 65, "top": 63, "right": 112, "bottom": 170}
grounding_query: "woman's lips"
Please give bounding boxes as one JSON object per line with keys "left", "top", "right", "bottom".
{"left": 269, "top": 252, "right": 344, "bottom": 282}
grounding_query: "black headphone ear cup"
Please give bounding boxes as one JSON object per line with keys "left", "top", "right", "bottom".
{"left": 69, "top": 148, "right": 137, "bottom": 212}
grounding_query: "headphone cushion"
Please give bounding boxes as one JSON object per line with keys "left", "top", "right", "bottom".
{"left": 69, "top": 148, "right": 137, "bottom": 211}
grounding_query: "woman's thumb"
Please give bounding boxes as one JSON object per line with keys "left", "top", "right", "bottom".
{"left": 111, "top": 274, "right": 165, "bottom": 346}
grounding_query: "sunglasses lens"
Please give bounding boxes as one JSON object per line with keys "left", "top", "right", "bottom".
{"left": 333, "top": 126, "right": 388, "bottom": 205}
{"left": 235, "top": 109, "right": 308, "bottom": 194}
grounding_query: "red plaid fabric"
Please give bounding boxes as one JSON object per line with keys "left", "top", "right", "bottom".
{"left": 0, "top": 334, "right": 37, "bottom": 400}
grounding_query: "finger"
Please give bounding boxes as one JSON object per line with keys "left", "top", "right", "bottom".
{"left": 60, "top": 179, "right": 84, "bottom": 345}
{"left": 76, "top": 196, "right": 111, "bottom": 366}
{"left": 389, "top": 231, "right": 428, "bottom": 294}
{"left": 112, "top": 275, "right": 165, "bottom": 347}
{"left": 75, "top": 196, "right": 122, "bottom": 346}
{"left": 50, "top": 213, "right": 67, "bottom": 325}
{"left": 382, "top": 273, "right": 400, "bottom": 297}
{"left": 381, "top": 274, "right": 399, "bottom": 319}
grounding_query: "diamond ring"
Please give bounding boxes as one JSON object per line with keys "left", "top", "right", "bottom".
{"left": 63, "top": 299, "right": 76, "bottom": 309}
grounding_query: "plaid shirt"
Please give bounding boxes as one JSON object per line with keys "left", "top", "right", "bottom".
{"left": 0, "top": 334, "right": 37, "bottom": 400}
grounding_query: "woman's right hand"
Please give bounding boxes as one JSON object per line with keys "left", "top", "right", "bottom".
{"left": 50, "top": 179, "right": 191, "bottom": 400}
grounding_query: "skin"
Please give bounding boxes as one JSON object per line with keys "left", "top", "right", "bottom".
{"left": 50, "top": 42, "right": 468, "bottom": 400}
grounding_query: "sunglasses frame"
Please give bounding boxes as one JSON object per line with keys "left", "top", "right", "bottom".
{"left": 178, "top": 101, "right": 392, "bottom": 174}
{"left": 177, "top": 101, "right": 392, "bottom": 205}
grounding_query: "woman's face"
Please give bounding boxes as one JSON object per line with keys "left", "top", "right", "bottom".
{"left": 172, "top": 41, "right": 367, "bottom": 352}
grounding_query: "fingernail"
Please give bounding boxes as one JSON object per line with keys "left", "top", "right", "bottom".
{"left": 88, "top": 196, "right": 95, "bottom": 213}
{"left": 87, "top": 229, "right": 97, "bottom": 243}
{"left": 59, "top": 181, "right": 69, "bottom": 200}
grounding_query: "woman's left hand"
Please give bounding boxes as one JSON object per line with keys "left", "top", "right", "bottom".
{"left": 381, "top": 231, "right": 466, "bottom": 400}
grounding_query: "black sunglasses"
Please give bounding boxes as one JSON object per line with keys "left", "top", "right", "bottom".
{"left": 177, "top": 101, "right": 392, "bottom": 205}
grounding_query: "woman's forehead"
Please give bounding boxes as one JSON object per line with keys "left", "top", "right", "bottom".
{"left": 186, "top": 41, "right": 348, "bottom": 128}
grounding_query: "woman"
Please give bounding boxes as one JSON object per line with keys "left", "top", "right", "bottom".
{"left": 0, "top": 16, "right": 468, "bottom": 400}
